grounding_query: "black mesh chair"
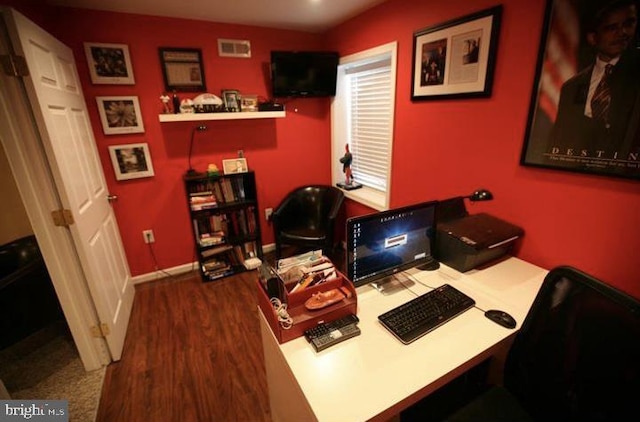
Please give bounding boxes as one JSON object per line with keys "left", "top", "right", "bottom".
{"left": 445, "top": 266, "right": 640, "bottom": 421}
{"left": 272, "top": 185, "right": 345, "bottom": 260}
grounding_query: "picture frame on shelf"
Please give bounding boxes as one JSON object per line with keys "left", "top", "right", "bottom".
{"left": 222, "top": 90, "right": 241, "bottom": 111}
{"left": 222, "top": 158, "right": 248, "bottom": 174}
{"left": 240, "top": 94, "right": 258, "bottom": 112}
{"left": 159, "top": 47, "right": 206, "bottom": 92}
{"left": 520, "top": 0, "right": 640, "bottom": 180}
{"left": 96, "top": 96, "right": 145, "bottom": 135}
{"left": 84, "top": 42, "right": 135, "bottom": 85}
{"left": 108, "top": 143, "right": 155, "bottom": 181}
{"left": 411, "top": 5, "right": 502, "bottom": 101}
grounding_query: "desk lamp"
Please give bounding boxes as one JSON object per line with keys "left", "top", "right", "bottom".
{"left": 186, "top": 125, "right": 207, "bottom": 176}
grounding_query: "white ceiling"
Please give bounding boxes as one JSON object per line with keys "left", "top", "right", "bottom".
{"left": 47, "top": 0, "right": 388, "bottom": 33}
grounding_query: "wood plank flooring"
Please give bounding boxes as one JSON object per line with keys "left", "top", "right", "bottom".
{"left": 96, "top": 271, "right": 272, "bottom": 421}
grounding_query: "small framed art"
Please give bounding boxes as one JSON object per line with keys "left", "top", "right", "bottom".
{"left": 222, "top": 158, "right": 248, "bottom": 174}
{"left": 96, "top": 96, "right": 145, "bottom": 135}
{"left": 411, "top": 6, "right": 502, "bottom": 100}
{"left": 159, "top": 47, "right": 206, "bottom": 92}
{"left": 84, "top": 42, "right": 135, "bottom": 85}
{"left": 222, "top": 90, "right": 241, "bottom": 111}
{"left": 108, "top": 143, "right": 155, "bottom": 181}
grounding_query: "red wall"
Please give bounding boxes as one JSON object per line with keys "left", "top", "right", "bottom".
{"left": 30, "top": 7, "right": 333, "bottom": 276}
{"left": 328, "top": 0, "right": 640, "bottom": 298}
{"left": 7, "top": 0, "right": 639, "bottom": 298}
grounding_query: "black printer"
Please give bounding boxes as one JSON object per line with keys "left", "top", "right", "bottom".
{"left": 435, "top": 199, "right": 524, "bottom": 272}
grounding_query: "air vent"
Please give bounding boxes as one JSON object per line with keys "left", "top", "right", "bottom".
{"left": 218, "top": 39, "right": 251, "bottom": 58}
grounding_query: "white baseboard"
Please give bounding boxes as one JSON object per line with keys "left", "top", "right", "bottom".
{"left": 132, "top": 243, "right": 276, "bottom": 285}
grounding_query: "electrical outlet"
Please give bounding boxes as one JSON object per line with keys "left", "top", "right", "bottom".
{"left": 265, "top": 208, "right": 273, "bottom": 221}
{"left": 143, "top": 229, "right": 155, "bottom": 243}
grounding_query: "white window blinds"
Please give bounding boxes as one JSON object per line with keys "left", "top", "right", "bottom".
{"left": 347, "top": 57, "right": 392, "bottom": 192}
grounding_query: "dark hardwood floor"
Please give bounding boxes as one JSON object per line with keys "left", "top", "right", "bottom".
{"left": 96, "top": 270, "right": 272, "bottom": 421}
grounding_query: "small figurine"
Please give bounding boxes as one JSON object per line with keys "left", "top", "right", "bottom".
{"left": 337, "top": 143, "right": 362, "bottom": 190}
{"left": 160, "top": 94, "right": 171, "bottom": 114}
{"left": 207, "top": 164, "right": 220, "bottom": 176}
{"left": 172, "top": 92, "right": 180, "bottom": 114}
{"left": 339, "top": 143, "right": 353, "bottom": 185}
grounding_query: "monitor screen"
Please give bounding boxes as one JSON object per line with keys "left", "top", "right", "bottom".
{"left": 347, "top": 201, "right": 438, "bottom": 287}
{"left": 270, "top": 51, "right": 338, "bottom": 98}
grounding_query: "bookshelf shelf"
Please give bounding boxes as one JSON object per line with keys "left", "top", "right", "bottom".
{"left": 184, "top": 171, "right": 263, "bottom": 281}
{"left": 159, "top": 111, "right": 285, "bottom": 122}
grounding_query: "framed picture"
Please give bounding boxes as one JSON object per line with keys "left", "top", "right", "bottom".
{"left": 96, "top": 96, "right": 145, "bottom": 135}
{"left": 411, "top": 5, "right": 502, "bottom": 101}
{"left": 222, "top": 90, "right": 241, "bottom": 111}
{"left": 222, "top": 158, "right": 248, "bottom": 174}
{"left": 108, "top": 143, "right": 155, "bottom": 181}
{"left": 240, "top": 94, "right": 258, "bottom": 112}
{"left": 84, "top": 42, "right": 135, "bottom": 85}
{"left": 159, "top": 47, "right": 206, "bottom": 92}
{"left": 521, "top": 0, "right": 640, "bottom": 180}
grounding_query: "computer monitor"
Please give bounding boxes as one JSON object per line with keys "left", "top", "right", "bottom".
{"left": 347, "top": 201, "right": 438, "bottom": 288}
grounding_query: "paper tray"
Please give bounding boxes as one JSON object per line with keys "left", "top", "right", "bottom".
{"left": 256, "top": 271, "right": 357, "bottom": 344}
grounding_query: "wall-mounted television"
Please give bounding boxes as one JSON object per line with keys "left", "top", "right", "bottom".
{"left": 270, "top": 51, "right": 339, "bottom": 98}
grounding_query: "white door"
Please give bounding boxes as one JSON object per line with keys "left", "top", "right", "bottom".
{"left": 3, "top": 9, "right": 133, "bottom": 360}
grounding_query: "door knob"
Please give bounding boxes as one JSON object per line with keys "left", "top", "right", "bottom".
{"left": 107, "top": 195, "right": 118, "bottom": 202}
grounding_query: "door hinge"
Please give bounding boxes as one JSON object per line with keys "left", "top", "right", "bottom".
{"left": 0, "top": 54, "right": 29, "bottom": 77}
{"left": 90, "top": 323, "right": 111, "bottom": 338}
{"left": 51, "top": 209, "right": 74, "bottom": 227}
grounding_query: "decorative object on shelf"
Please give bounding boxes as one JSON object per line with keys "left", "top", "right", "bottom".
{"left": 521, "top": 0, "right": 640, "bottom": 180}
{"left": 240, "top": 94, "right": 258, "bottom": 112}
{"left": 207, "top": 164, "right": 220, "bottom": 176}
{"left": 186, "top": 125, "right": 208, "bottom": 176}
{"left": 160, "top": 94, "right": 171, "bottom": 114}
{"left": 84, "top": 42, "right": 135, "bottom": 85}
{"left": 96, "top": 96, "right": 145, "bottom": 135}
{"left": 223, "top": 158, "right": 248, "bottom": 174}
{"left": 217, "top": 38, "right": 251, "bottom": 58}
{"left": 180, "top": 98, "right": 195, "bottom": 113}
{"left": 411, "top": 5, "right": 502, "bottom": 101}
{"left": 336, "top": 143, "right": 362, "bottom": 190}
{"left": 159, "top": 47, "right": 206, "bottom": 92}
{"left": 108, "top": 142, "right": 155, "bottom": 180}
{"left": 193, "top": 93, "right": 224, "bottom": 113}
{"left": 172, "top": 92, "right": 180, "bottom": 114}
{"left": 222, "top": 90, "right": 241, "bottom": 112}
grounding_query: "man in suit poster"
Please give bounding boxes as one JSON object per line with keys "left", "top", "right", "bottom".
{"left": 522, "top": 0, "right": 640, "bottom": 178}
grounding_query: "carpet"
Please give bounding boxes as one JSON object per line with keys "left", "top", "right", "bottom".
{"left": 0, "top": 322, "right": 105, "bottom": 422}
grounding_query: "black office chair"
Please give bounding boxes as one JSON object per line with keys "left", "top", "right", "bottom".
{"left": 272, "top": 185, "right": 345, "bottom": 260}
{"left": 444, "top": 266, "right": 640, "bottom": 421}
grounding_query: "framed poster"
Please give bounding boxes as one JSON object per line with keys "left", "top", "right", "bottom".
{"left": 108, "top": 143, "right": 155, "bottom": 181}
{"left": 411, "top": 6, "right": 502, "bottom": 100}
{"left": 84, "top": 42, "right": 135, "bottom": 84}
{"left": 521, "top": 0, "right": 640, "bottom": 179}
{"left": 159, "top": 47, "right": 206, "bottom": 92}
{"left": 96, "top": 96, "right": 145, "bottom": 135}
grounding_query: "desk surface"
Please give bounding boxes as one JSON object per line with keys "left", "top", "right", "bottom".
{"left": 259, "top": 257, "right": 547, "bottom": 422}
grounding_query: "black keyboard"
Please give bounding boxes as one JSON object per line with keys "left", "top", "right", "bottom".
{"left": 378, "top": 284, "right": 475, "bottom": 344}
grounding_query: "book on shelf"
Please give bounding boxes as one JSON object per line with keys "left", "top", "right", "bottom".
{"left": 201, "top": 244, "right": 233, "bottom": 258}
{"left": 199, "top": 231, "right": 225, "bottom": 247}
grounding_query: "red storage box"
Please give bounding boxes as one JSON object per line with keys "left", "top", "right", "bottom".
{"left": 257, "top": 271, "right": 357, "bottom": 344}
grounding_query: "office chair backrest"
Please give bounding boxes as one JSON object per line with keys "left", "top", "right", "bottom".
{"left": 504, "top": 266, "right": 640, "bottom": 421}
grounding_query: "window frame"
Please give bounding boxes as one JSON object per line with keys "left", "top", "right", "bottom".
{"left": 331, "top": 42, "right": 397, "bottom": 211}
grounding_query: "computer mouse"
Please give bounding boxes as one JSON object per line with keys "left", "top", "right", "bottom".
{"left": 484, "top": 309, "right": 516, "bottom": 329}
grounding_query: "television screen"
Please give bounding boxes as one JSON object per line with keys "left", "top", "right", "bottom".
{"left": 270, "top": 51, "right": 339, "bottom": 98}
{"left": 347, "top": 201, "right": 438, "bottom": 287}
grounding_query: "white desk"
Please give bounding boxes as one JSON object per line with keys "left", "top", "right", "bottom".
{"left": 259, "top": 257, "right": 547, "bottom": 422}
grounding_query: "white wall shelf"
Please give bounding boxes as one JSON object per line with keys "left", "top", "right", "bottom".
{"left": 158, "top": 111, "right": 285, "bottom": 122}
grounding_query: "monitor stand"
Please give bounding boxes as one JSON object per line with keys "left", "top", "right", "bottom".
{"left": 416, "top": 258, "right": 440, "bottom": 271}
{"left": 371, "top": 272, "right": 415, "bottom": 296}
